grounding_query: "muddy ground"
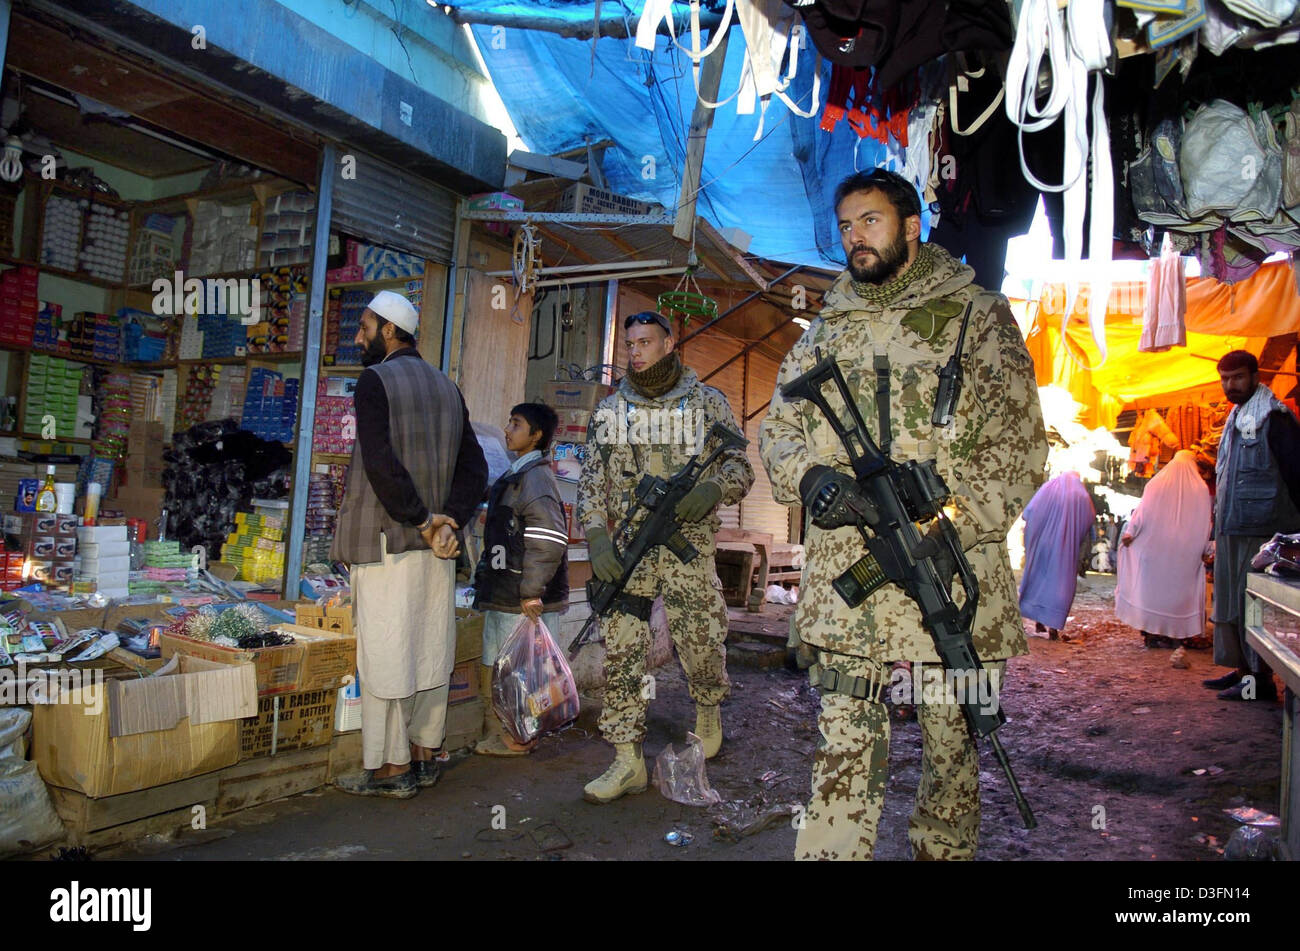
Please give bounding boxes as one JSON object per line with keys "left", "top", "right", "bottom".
{"left": 114, "top": 573, "right": 1285, "bottom": 862}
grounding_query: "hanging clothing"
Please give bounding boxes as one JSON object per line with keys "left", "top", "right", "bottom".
{"left": 1115, "top": 451, "right": 1213, "bottom": 638}
{"left": 1019, "top": 471, "right": 1096, "bottom": 630}
{"left": 1128, "top": 408, "right": 1180, "bottom": 477}
{"left": 1138, "top": 237, "right": 1187, "bottom": 352}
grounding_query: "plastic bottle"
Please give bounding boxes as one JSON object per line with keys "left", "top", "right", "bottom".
{"left": 34, "top": 466, "right": 58, "bottom": 513}
{"left": 84, "top": 482, "right": 102, "bottom": 525}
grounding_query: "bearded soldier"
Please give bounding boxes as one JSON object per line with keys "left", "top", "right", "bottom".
{"left": 759, "top": 169, "right": 1048, "bottom": 859}
{"left": 577, "top": 310, "right": 754, "bottom": 804}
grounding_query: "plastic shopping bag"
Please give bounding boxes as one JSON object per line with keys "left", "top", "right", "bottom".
{"left": 0, "top": 709, "right": 64, "bottom": 858}
{"left": 492, "top": 616, "right": 580, "bottom": 745}
{"left": 652, "top": 733, "right": 722, "bottom": 806}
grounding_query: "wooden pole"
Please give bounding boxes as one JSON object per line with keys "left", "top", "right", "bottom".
{"left": 673, "top": 29, "right": 730, "bottom": 242}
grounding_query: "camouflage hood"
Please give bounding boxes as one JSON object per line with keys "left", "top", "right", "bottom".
{"left": 820, "top": 243, "right": 977, "bottom": 320}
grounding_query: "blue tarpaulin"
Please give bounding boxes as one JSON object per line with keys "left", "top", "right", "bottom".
{"left": 462, "top": 4, "right": 906, "bottom": 268}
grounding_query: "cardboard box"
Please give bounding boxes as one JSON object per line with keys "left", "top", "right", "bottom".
{"left": 455, "top": 608, "right": 485, "bottom": 664}
{"left": 444, "top": 696, "right": 483, "bottom": 751}
{"left": 159, "top": 623, "right": 357, "bottom": 697}
{"left": 554, "top": 407, "right": 592, "bottom": 444}
{"left": 33, "top": 654, "right": 256, "bottom": 798}
{"left": 240, "top": 687, "right": 339, "bottom": 758}
{"left": 541, "top": 380, "right": 613, "bottom": 414}
{"left": 335, "top": 675, "right": 361, "bottom": 733}
{"left": 294, "top": 602, "right": 354, "bottom": 635}
{"left": 448, "top": 660, "right": 477, "bottom": 705}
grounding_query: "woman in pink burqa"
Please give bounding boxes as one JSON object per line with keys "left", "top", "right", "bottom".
{"left": 1019, "top": 470, "right": 1096, "bottom": 639}
{"left": 1115, "top": 450, "right": 1214, "bottom": 648}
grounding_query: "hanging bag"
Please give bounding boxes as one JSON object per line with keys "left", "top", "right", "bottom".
{"left": 491, "top": 616, "right": 580, "bottom": 746}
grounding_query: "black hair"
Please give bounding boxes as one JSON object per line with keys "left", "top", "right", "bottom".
{"left": 375, "top": 315, "right": 417, "bottom": 346}
{"left": 833, "top": 168, "right": 922, "bottom": 223}
{"left": 1217, "top": 350, "right": 1258, "bottom": 374}
{"left": 511, "top": 402, "right": 559, "bottom": 452}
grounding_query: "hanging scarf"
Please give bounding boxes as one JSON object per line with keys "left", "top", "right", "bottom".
{"left": 849, "top": 242, "right": 936, "bottom": 306}
{"left": 627, "top": 352, "right": 684, "bottom": 398}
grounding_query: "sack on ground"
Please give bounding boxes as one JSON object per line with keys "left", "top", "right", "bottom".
{"left": 491, "top": 616, "right": 580, "bottom": 745}
{"left": 0, "top": 709, "right": 65, "bottom": 858}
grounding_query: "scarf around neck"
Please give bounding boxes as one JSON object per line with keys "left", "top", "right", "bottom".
{"left": 849, "top": 242, "right": 936, "bottom": 306}
{"left": 1217, "top": 384, "right": 1285, "bottom": 480}
{"left": 627, "top": 351, "right": 683, "bottom": 398}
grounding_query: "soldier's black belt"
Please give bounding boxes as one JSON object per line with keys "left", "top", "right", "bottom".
{"left": 610, "top": 591, "right": 653, "bottom": 620}
{"left": 809, "top": 663, "right": 887, "bottom": 703}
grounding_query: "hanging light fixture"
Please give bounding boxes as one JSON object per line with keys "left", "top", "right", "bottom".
{"left": 0, "top": 136, "right": 24, "bottom": 183}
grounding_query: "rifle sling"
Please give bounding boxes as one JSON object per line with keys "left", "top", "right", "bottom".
{"left": 874, "top": 354, "right": 891, "bottom": 457}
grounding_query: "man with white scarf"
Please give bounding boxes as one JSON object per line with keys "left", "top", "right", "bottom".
{"left": 1204, "top": 350, "right": 1300, "bottom": 702}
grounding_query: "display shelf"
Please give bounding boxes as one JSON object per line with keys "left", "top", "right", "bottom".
{"left": 319, "top": 364, "right": 363, "bottom": 373}
{"left": 33, "top": 263, "right": 126, "bottom": 291}
{"left": 136, "top": 176, "right": 299, "bottom": 216}
{"left": 0, "top": 429, "right": 94, "bottom": 444}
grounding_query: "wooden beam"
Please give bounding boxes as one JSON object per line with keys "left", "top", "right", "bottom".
{"left": 674, "top": 30, "right": 730, "bottom": 241}
{"left": 698, "top": 217, "right": 769, "bottom": 290}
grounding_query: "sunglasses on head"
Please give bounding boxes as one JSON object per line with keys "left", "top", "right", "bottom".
{"left": 624, "top": 312, "right": 672, "bottom": 333}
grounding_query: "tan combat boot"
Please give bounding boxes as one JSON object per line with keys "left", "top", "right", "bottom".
{"left": 582, "top": 742, "right": 647, "bottom": 804}
{"left": 695, "top": 704, "right": 723, "bottom": 759}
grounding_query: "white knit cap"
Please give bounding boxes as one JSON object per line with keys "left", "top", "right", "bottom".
{"left": 368, "top": 290, "right": 419, "bottom": 335}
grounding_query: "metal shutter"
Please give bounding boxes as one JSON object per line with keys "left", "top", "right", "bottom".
{"left": 331, "top": 148, "right": 458, "bottom": 263}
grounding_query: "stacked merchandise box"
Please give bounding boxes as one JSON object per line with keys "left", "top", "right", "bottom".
{"left": 79, "top": 201, "right": 130, "bottom": 283}
{"left": 312, "top": 376, "right": 357, "bottom": 455}
{"left": 250, "top": 265, "right": 307, "bottom": 354}
{"left": 221, "top": 511, "right": 286, "bottom": 584}
{"left": 257, "top": 191, "right": 316, "bottom": 269}
{"left": 0, "top": 459, "right": 35, "bottom": 513}
{"left": 39, "top": 193, "right": 82, "bottom": 271}
{"left": 127, "top": 213, "right": 178, "bottom": 287}
{"left": 66, "top": 312, "right": 122, "bottom": 363}
{"left": 329, "top": 289, "right": 367, "bottom": 366}
{"left": 76, "top": 524, "right": 130, "bottom": 598}
{"left": 133, "top": 540, "right": 194, "bottom": 594}
{"left": 557, "top": 183, "right": 656, "bottom": 216}
{"left": 208, "top": 365, "right": 247, "bottom": 421}
{"left": 122, "top": 420, "right": 165, "bottom": 490}
{"left": 178, "top": 312, "right": 203, "bottom": 359}
{"left": 30, "top": 301, "right": 61, "bottom": 351}
{"left": 92, "top": 370, "right": 133, "bottom": 462}
{"left": 198, "top": 312, "right": 247, "bottom": 359}
{"left": 240, "top": 368, "right": 297, "bottom": 442}
{"left": 158, "top": 370, "right": 178, "bottom": 442}
{"left": 14, "top": 511, "right": 78, "bottom": 592}
{"left": 23, "top": 356, "right": 83, "bottom": 441}
{"left": 359, "top": 245, "right": 424, "bottom": 282}
{"left": 178, "top": 364, "right": 247, "bottom": 431}
{"left": 321, "top": 288, "right": 345, "bottom": 364}
{"left": 0, "top": 265, "right": 38, "bottom": 347}
{"left": 303, "top": 465, "right": 347, "bottom": 566}
{"left": 121, "top": 310, "right": 169, "bottom": 362}
{"left": 188, "top": 200, "right": 258, "bottom": 275}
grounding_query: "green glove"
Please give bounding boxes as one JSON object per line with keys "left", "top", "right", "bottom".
{"left": 586, "top": 526, "right": 623, "bottom": 583}
{"left": 675, "top": 480, "right": 722, "bottom": 522}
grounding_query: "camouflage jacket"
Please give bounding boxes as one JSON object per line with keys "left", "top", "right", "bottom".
{"left": 578, "top": 366, "right": 754, "bottom": 550}
{"left": 758, "top": 244, "right": 1047, "bottom": 662}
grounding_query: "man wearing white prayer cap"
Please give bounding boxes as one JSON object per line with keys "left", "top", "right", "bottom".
{"left": 332, "top": 289, "right": 487, "bottom": 797}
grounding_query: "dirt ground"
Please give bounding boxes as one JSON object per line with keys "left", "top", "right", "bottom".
{"left": 110, "top": 572, "right": 1286, "bottom": 862}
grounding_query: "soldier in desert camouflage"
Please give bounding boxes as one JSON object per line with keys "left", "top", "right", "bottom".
{"left": 759, "top": 169, "right": 1048, "bottom": 860}
{"left": 577, "top": 310, "right": 754, "bottom": 804}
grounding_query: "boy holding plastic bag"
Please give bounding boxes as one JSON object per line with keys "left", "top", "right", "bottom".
{"left": 472, "top": 403, "right": 570, "bottom": 754}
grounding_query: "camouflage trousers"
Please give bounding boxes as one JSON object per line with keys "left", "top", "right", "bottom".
{"left": 597, "top": 540, "right": 730, "bottom": 744}
{"left": 795, "top": 651, "right": 1004, "bottom": 861}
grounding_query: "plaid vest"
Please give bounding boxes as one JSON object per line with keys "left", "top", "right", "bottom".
{"left": 332, "top": 354, "right": 464, "bottom": 565}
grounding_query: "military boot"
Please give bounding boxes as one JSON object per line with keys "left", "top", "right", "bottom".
{"left": 582, "top": 742, "right": 646, "bottom": 804}
{"left": 695, "top": 704, "right": 723, "bottom": 759}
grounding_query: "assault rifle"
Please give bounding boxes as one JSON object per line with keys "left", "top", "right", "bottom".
{"left": 781, "top": 351, "right": 1036, "bottom": 829}
{"left": 567, "top": 422, "right": 748, "bottom": 659}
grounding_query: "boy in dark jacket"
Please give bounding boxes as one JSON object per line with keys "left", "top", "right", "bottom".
{"left": 473, "top": 402, "right": 570, "bottom": 755}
